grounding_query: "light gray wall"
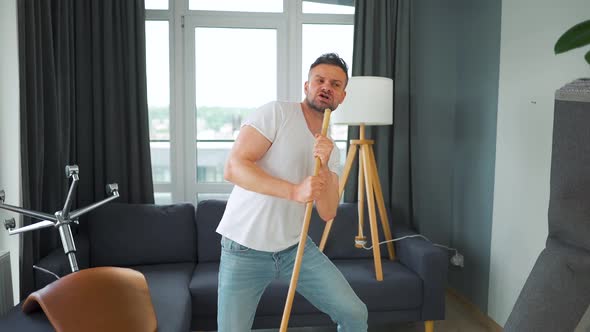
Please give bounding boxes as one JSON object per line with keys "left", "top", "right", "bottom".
{"left": 410, "top": 0, "right": 501, "bottom": 312}
{"left": 489, "top": 0, "right": 590, "bottom": 325}
{"left": 0, "top": 0, "right": 21, "bottom": 305}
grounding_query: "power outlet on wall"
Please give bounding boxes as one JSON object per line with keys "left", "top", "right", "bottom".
{"left": 450, "top": 252, "right": 464, "bottom": 268}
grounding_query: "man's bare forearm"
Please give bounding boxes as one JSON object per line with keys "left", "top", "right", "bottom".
{"left": 315, "top": 168, "right": 339, "bottom": 221}
{"left": 224, "top": 156, "right": 296, "bottom": 200}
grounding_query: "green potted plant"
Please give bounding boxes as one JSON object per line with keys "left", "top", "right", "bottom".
{"left": 555, "top": 19, "right": 590, "bottom": 64}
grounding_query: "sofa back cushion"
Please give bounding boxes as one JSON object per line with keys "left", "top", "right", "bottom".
{"left": 195, "top": 200, "right": 226, "bottom": 262}
{"left": 87, "top": 203, "right": 197, "bottom": 267}
{"left": 308, "top": 202, "right": 387, "bottom": 259}
{"left": 195, "top": 200, "right": 392, "bottom": 261}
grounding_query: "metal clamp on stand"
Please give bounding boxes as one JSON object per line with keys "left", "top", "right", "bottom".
{"left": 1, "top": 165, "right": 120, "bottom": 273}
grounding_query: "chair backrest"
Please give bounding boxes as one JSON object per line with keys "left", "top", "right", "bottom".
{"left": 23, "top": 267, "right": 157, "bottom": 332}
{"left": 548, "top": 82, "right": 590, "bottom": 251}
{"left": 505, "top": 80, "right": 590, "bottom": 332}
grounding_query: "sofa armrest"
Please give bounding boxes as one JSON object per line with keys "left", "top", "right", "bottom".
{"left": 34, "top": 232, "right": 90, "bottom": 290}
{"left": 395, "top": 226, "right": 448, "bottom": 320}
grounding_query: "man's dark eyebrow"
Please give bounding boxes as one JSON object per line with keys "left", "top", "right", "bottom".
{"left": 312, "top": 74, "right": 343, "bottom": 85}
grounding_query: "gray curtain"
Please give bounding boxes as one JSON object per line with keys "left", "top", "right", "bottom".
{"left": 346, "top": 0, "right": 413, "bottom": 226}
{"left": 18, "top": 0, "right": 153, "bottom": 299}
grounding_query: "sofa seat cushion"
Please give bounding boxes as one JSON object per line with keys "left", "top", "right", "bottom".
{"left": 338, "top": 259, "right": 423, "bottom": 311}
{"left": 190, "top": 259, "right": 422, "bottom": 318}
{"left": 189, "top": 263, "right": 324, "bottom": 318}
{"left": 189, "top": 262, "right": 222, "bottom": 318}
{"left": 0, "top": 304, "right": 54, "bottom": 332}
{"left": 257, "top": 259, "right": 423, "bottom": 315}
{"left": 132, "top": 263, "right": 194, "bottom": 332}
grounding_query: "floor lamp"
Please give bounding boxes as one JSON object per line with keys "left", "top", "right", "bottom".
{"left": 319, "top": 76, "right": 395, "bottom": 281}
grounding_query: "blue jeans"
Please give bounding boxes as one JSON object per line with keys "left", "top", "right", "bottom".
{"left": 217, "top": 236, "right": 368, "bottom": 332}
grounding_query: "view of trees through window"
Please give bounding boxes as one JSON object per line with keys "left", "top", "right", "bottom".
{"left": 148, "top": 106, "right": 256, "bottom": 141}
{"left": 196, "top": 107, "right": 255, "bottom": 140}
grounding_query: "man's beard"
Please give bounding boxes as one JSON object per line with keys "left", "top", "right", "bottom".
{"left": 305, "top": 95, "right": 334, "bottom": 113}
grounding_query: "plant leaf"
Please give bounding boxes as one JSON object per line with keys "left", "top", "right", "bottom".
{"left": 585, "top": 50, "right": 590, "bottom": 65}
{"left": 554, "top": 19, "right": 590, "bottom": 54}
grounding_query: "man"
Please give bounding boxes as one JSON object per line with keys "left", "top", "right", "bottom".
{"left": 216, "top": 53, "right": 368, "bottom": 331}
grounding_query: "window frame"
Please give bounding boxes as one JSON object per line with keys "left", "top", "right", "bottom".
{"left": 146, "top": 0, "right": 354, "bottom": 204}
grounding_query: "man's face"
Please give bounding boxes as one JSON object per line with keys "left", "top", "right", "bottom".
{"left": 304, "top": 64, "right": 347, "bottom": 113}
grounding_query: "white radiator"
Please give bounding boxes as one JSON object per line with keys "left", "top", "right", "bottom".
{"left": 0, "top": 250, "right": 13, "bottom": 317}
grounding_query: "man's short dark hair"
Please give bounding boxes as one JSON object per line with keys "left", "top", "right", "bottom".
{"left": 309, "top": 53, "right": 349, "bottom": 84}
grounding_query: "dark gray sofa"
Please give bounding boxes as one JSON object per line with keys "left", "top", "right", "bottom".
{"left": 0, "top": 200, "right": 448, "bottom": 331}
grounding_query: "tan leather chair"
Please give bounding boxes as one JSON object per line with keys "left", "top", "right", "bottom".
{"left": 22, "top": 266, "right": 157, "bottom": 332}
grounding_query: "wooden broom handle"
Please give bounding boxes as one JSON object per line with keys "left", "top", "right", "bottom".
{"left": 280, "top": 108, "right": 331, "bottom": 332}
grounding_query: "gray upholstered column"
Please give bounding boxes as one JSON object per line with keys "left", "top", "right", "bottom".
{"left": 505, "top": 79, "right": 590, "bottom": 332}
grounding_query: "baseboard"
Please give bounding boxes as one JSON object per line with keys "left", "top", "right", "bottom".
{"left": 446, "top": 287, "right": 503, "bottom": 332}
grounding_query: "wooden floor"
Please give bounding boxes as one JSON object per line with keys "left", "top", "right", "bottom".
{"left": 209, "top": 292, "right": 497, "bottom": 332}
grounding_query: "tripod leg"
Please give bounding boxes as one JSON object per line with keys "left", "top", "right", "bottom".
{"left": 368, "top": 146, "right": 395, "bottom": 260}
{"left": 361, "top": 145, "right": 383, "bottom": 281}
{"left": 319, "top": 144, "right": 358, "bottom": 252}
{"left": 338, "top": 144, "right": 358, "bottom": 197}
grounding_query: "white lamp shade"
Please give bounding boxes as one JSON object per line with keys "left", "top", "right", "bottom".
{"left": 332, "top": 76, "right": 393, "bottom": 125}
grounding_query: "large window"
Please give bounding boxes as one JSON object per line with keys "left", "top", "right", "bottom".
{"left": 146, "top": 0, "right": 354, "bottom": 204}
{"left": 194, "top": 27, "right": 277, "bottom": 185}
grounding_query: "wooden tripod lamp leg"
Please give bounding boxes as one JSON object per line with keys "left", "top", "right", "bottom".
{"left": 319, "top": 143, "right": 358, "bottom": 252}
{"left": 367, "top": 146, "right": 395, "bottom": 260}
{"left": 280, "top": 109, "right": 331, "bottom": 332}
{"left": 361, "top": 144, "right": 383, "bottom": 281}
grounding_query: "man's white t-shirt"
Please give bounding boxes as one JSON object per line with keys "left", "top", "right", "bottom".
{"left": 216, "top": 101, "right": 340, "bottom": 252}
